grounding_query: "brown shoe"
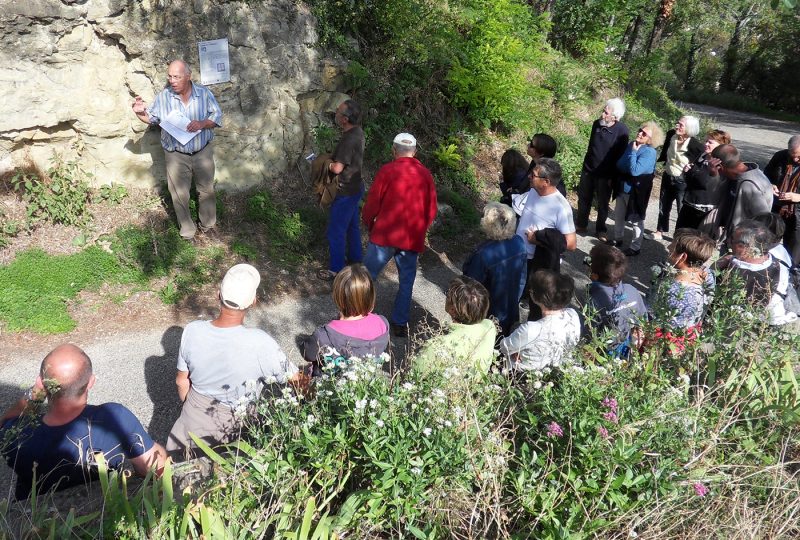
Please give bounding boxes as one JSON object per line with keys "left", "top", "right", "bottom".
{"left": 198, "top": 227, "right": 219, "bottom": 241}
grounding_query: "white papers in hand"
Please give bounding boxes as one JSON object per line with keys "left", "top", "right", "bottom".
{"left": 160, "top": 109, "right": 200, "bottom": 146}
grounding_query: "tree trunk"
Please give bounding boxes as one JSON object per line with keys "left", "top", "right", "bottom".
{"left": 644, "top": 0, "right": 676, "bottom": 56}
{"left": 719, "top": 3, "right": 757, "bottom": 92}
{"left": 684, "top": 32, "right": 700, "bottom": 90}
{"left": 624, "top": 14, "right": 643, "bottom": 63}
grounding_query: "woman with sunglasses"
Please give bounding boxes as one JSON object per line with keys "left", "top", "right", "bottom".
{"left": 611, "top": 121, "right": 665, "bottom": 256}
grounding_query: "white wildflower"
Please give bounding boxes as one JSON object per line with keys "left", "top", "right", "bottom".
{"left": 354, "top": 399, "right": 367, "bottom": 413}
{"left": 306, "top": 414, "right": 318, "bottom": 427}
{"left": 263, "top": 374, "right": 277, "bottom": 385}
{"left": 411, "top": 467, "right": 422, "bottom": 475}
{"left": 369, "top": 399, "right": 378, "bottom": 409}
{"left": 324, "top": 390, "right": 334, "bottom": 397}
{"left": 533, "top": 381, "right": 542, "bottom": 390}
{"left": 379, "top": 352, "right": 391, "bottom": 363}
{"left": 444, "top": 420, "right": 453, "bottom": 428}
{"left": 402, "top": 382, "right": 415, "bottom": 391}
{"left": 424, "top": 407, "right": 430, "bottom": 414}
{"left": 423, "top": 427, "right": 432, "bottom": 437}
{"left": 411, "top": 403, "right": 418, "bottom": 410}
{"left": 375, "top": 419, "right": 385, "bottom": 428}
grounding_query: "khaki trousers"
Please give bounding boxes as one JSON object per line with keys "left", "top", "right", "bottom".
{"left": 164, "top": 142, "right": 216, "bottom": 239}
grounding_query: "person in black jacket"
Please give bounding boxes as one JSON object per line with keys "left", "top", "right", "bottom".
{"left": 575, "top": 98, "right": 629, "bottom": 242}
{"left": 655, "top": 116, "right": 704, "bottom": 238}
{"left": 675, "top": 129, "right": 731, "bottom": 231}
{"left": 765, "top": 135, "right": 800, "bottom": 265}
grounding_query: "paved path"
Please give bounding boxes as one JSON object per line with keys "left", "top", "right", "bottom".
{"left": 1, "top": 103, "right": 798, "bottom": 498}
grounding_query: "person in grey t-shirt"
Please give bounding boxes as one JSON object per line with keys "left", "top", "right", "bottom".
{"left": 166, "top": 264, "right": 299, "bottom": 459}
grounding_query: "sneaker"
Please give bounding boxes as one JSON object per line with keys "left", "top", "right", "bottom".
{"left": 606, "top": 239, "right": 623, "bottom": 247}
{"left": 316, "top": 269, "right": 337, "bottom": 281}
{"left": 650, "top": 231, "right": 663, "bottom": 240}
{"left": 596, "top": 233, "right": 608, "bottom": 243}
{"left": 391, "top": 323, "right": 408, "bottom": 338}
{"left": 623, "top": 247, "right": 641, "bottom": 256}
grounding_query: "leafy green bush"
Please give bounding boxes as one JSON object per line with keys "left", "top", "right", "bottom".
{"left": 94, "top": 182, "right": 128, "bottom": 205}
{"left": 11, "top": 155, "right": 92, "bottom": 227}
{"left": 0, "top": 212, "right": 21, "bottom": 248}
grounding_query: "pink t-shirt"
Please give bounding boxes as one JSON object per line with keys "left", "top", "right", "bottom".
{"left": 327, "top": 313, "right": 387, "bottom": 340}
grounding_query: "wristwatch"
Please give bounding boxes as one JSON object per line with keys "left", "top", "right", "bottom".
{"left": 23, "top": 386, "right": 44, "bottom": 402}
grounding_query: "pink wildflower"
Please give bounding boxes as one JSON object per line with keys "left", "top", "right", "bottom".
{"left": 602, "top": 410, "right": 619, "bottom": 424}
{"left": 601, "top": 397, "right": 618, "bottom": 412}
{"left": 693, "top": 482, "right": 709, "bottom": 497}
{"left": 597, "top": 426, "right": 610, "bottom": 439}
{"left": 546, "top": 421, "right": 564, "bottom": 438}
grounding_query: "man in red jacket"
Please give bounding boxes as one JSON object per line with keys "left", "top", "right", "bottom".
{"left": 362, "top": 133, "right": 438, "bottom": 337}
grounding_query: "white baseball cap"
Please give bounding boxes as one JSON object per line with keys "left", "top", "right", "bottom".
{"left": 220, "top": 264, "right": 260, "bottom": 309}
{"left": 393, "top": 133, "right": 417, "bottom": 147}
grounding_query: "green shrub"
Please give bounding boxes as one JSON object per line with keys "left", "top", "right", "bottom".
{"left": 94, "top": 183, "right": 128, "bottom": 205}
{"left": 0, "top": 213, "right": 21, "bottom": 248}
{"left": 11, "top": 154, "right": 92, "bottom": 227}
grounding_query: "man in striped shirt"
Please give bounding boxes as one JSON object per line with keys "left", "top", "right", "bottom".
{"left": 132, "top": 60, "right": 223, "bottom": 241}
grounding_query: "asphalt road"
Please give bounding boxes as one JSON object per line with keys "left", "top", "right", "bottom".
{"left": 1, "top": 103, "right": 798, "bottom": 499}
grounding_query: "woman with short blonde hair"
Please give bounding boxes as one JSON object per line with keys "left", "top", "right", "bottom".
{"left": 463, "top": 202, "right": 528, "bottom": 335}
{"left": 612, "top": 121, "right": 662, "bottom": 256}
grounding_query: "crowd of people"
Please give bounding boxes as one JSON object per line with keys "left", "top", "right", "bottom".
{"left": 2, "top": 68, "right": 800, "bottom": 502}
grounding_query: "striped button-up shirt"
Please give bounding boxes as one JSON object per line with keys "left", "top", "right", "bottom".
{"left": 148, "top": 83, "right": 223, "bottom": 153}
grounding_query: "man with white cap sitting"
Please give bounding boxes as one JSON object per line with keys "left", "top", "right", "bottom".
{"left": 362, "top": 133, "right": 438, "bottom": 337}
{"left": 166, "top": 263, "right": 298, "bottom": 458}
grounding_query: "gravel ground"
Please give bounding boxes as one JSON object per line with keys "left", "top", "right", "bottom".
{"left": 1, "top": 103, "right": 798, "bottom": 501}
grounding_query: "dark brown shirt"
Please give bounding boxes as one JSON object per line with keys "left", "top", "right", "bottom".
{"left": 332, "top": 126, "right": 365, "bottom": 196}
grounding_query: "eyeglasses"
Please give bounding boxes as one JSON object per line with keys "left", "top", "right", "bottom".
{"left": 167, "top": 75, "right": 186, "bottom": 81}
{"left": 529, "top": 174, "right": 548, "bottom": 182}
{"left": 637, "top": 128, "right": 651, "bottom": 138}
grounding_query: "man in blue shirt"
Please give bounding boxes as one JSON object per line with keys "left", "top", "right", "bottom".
{"left": 1, "top": 344, "right": 166, "bottom": 500}
{"left": 131, "top": 60, "right": 223, "bottom": 241}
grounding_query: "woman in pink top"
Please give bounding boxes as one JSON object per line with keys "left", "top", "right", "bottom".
{"left": 303, "top": 264, "right": 390, "bottom": 376}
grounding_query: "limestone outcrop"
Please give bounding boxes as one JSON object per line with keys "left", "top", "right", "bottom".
{"left": 0, "top": 0, "right": 348, "bottom": 190}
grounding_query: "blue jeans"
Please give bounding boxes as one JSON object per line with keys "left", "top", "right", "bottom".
{"left": 363, "top": 242, "right": 418, "bottom": 325}
{"left": 327, "top": 189, "right": 364, "bottom": 273}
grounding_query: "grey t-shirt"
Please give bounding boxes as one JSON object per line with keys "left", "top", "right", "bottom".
{"left": 177, "top": 320, "right": 297, "bottom": 406}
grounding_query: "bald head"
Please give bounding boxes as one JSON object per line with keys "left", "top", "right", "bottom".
{"left": 40, "top": 344, "right": 93, "bottom": 400}
{"left": 168, "top": 60, "right": 191, "bottom": 76}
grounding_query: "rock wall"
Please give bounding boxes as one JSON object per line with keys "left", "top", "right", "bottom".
{"left": 0, "top": 0, "right": 348, "bottom": 190}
